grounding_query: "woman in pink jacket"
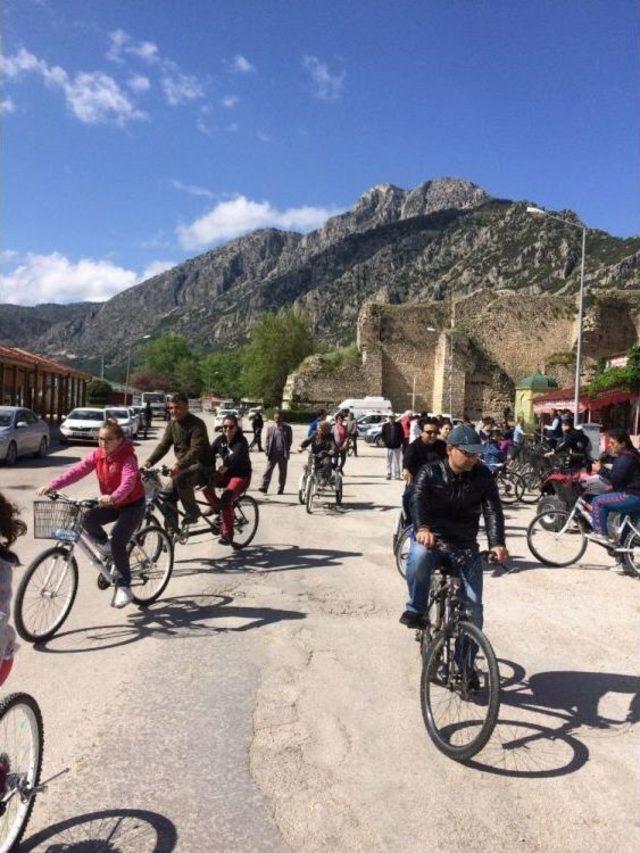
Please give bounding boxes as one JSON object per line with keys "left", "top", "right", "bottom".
{"left": 37, "top": 420, "right": 145, "bottom": 608}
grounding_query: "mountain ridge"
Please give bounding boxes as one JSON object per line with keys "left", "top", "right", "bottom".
{"left": 1, "top": 177, "right": 638, "bottom": 360}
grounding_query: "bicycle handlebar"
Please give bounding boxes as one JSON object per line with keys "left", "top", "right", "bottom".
{"left": 39, "top": 491, "right": 98, "bottom": 509}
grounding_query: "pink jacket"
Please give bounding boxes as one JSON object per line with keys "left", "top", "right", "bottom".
{"left": 48, "top": 439, "right": 144, "bottom": 506}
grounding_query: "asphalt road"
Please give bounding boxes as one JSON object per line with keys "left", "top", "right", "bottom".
{"left": 0, "top": 417, "right": 637, "bottom": 852}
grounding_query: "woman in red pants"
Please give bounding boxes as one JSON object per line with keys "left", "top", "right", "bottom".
{"left": 206, "top": 413, "right": 252, "bottom": 546}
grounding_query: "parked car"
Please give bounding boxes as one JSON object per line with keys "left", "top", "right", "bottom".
{"left": 0, "top": 406, "right": 50, "bottom": 464}
{"left": 363, "top": 423, "right": 385, "bottom": 448}
{"left": 131, "top": 405, "right": 146, "bottom": 433}
{"left": 125, "top": 406, "right": 141, "bottom": 437}
{"left": 60, "top": 408, "right": 109, "bottom": 444}
{"left": 105, "top": 407, "right": 135, "bottom": 438}
{"left": 356, "top": 413, "right": 386, "bottom": 429}
{"left": 214, "top": 408, "right": 242, "bottom": 431}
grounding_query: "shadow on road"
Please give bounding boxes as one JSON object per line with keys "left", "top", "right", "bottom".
{"left": 33, "top": 594, "right": 306, "bottom": 653}
{"left": 21, "top": 807, "right": 178, "bottom": 852}
{"left": 465, "top": 658, "right": 639, "bottom": 778}
{"left": 188, "top": 543, "right": 363, "bottom": 575}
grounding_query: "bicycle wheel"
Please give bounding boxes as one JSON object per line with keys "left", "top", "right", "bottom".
{"left": 394, "top": 525, "right": 411, "bottom": 579}
{"left": 297, "top": 468, "right": 307, "bottom": 505}
{"left": 621, "top": 526, "right": 640, "bottom": 578}
{"left": 519, "top": 466, "right": 543, "bottom": 504}
{"left": 421, "top": 620, "right": 500, "bottom": 762}
{"left": 527, "top": 510, "right": 587, "bottom": 567}
{"left": 14, "top": 547, "right": 78, "bottom": 643}
{"left": 497, "top": 471, "right": 523, "bottom": 504}
{"left": 232, "top": 496, "right": 259, "bottom": 549}
{"left": 0, "top": 692, "right": 44, "bottom": 851}
{"left": 335, "top": 472, "right": 343, "bottom": 506}
{"left": 128, "top": 525, "right": 174, "bottom": 605}
{"left": 305, "top": 478, "right": 316, "bottom": 515}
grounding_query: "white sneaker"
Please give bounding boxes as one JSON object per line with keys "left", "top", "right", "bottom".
{"left": 113, "top": 586, "right": 134, "bottom": 608}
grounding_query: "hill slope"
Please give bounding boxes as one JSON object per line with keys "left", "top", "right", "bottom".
{"left": 2, "top": 177, "right": 638, "bottom": 358}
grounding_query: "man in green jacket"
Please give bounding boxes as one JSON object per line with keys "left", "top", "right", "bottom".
{"left": 144, "top": 393, "right": 212, "bottom": 525}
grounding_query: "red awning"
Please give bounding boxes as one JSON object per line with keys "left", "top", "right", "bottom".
{"left": 532, "top": 385, "right": 638, "bottom": 415}
{"left": 588, "top": 389, "right": 639, "bottom": 411}
{"left": 532, "top": 387, "right": 589, "bottom": 415}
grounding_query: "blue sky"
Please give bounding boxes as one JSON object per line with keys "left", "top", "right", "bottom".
{"left": 1, "top": 0, "right": 638, "bottom": 305}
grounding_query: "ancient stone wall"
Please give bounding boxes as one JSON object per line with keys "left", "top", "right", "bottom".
{"left": 282, "top": 355, "right": 373, "bottom": 410}
{"left": 283, "top": 288, "right": 639, "bottom": 419}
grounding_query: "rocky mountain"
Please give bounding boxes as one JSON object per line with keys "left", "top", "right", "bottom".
{"left": 2, "top": 177, "right": 639, "bottom": 360}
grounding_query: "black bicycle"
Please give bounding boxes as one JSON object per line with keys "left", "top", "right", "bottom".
{"left": 417, "top": 550, "right": 500, "bottom": 762}
{"left": 141, "top": 467, "right": 259, "bottom": 550}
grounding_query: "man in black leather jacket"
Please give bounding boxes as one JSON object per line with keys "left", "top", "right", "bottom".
{"left": 401, "top": 424, "right": 509, "bottom": 631}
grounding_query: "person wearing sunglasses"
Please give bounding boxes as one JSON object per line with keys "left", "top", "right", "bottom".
{"left": 206, "top": 414, "right": 252, "bottom": 546}
{"left": 400, "top": 424, "right": 509, "bottom": 650}
{"left": 401, "top": 417, "right": 447, "bottom": 521}
{"left": 144, "top": 393, "right": 213, "bottom": 527}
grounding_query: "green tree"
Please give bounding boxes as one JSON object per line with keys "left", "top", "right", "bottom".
{"left": 86, "top": 378, "right": 112, "bottom": 406}
{"left": 141, "top": 334, "right": 194, "bottom": 379}
{"left": 200, "top": 349, "right": 246, "bottom": 399}
{"left": 241, "top": 309, "right": 315, "bottom": 405}
{"left": 173, "top": 358, "right": 202, "bottom": 397}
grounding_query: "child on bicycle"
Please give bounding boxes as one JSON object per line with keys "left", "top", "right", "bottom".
{"left": 0, "top": 493, "right": 26, "bottom": 683}
{"left": 37, "top": 420, "right": 145, "bottom": 608}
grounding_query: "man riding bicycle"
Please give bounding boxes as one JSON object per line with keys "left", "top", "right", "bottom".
{"left": 401, "top": 425, "right": 509, "bottom": 664}
{"left": 144, "top": 393, "right": 212, "bottom": 527}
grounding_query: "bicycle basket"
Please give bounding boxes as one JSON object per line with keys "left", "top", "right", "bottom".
{"left": 33, "top": 501, "right": 84, "bottom": 542}
{"left": 143, "top": 472, "right": 162, "bottom": 504}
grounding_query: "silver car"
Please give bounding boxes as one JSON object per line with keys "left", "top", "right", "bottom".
{"left": 0, "top": 406, "right": 50, "bottom": 465}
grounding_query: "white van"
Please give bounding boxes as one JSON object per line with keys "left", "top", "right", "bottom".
{"left": 333, "top": 397, "right": 393, "bottom": 419}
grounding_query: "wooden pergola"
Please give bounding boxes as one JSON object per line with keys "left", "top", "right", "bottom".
{"left": 0, "top": 345, "right": 91, "bottom": 423}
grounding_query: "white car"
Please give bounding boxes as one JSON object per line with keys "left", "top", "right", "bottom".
{"left": 60, "top": 408, "right": 110, "bottom": 444}
{"left": 214, "top": 408, "right": 242, "bottom": 432}
{"left": 104, "top": 407, "right": 135, "bottom": 438}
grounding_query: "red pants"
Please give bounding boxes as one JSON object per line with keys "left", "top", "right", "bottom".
{"left": 202, "top": 476, "right": 250, "bottom": 538}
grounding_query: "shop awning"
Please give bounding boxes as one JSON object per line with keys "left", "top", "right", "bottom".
{"left": 532, "top": 387, "right": 589, "bottom": 415}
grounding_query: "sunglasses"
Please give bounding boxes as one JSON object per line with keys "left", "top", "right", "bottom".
{"left": 98, "top": 437, "right": 118, "bottom": 443}
{"left": 222, "top": 424, "right": 236, "bottom": 430}
{"left": 454, "top": 446, "right": 480, "bottom": 458}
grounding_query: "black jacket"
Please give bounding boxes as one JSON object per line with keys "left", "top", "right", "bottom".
{"left": 403, "top": 438, "right": 447, "bottom": 476}
{"left": 411, "top": 460, "right": 505, "bottom": 549}
{"left": 555, "top": 428, "right": 590, "bottom": 457}
{"left": 381, "top": 421, "right": 404, "bottom": 449}
{"left": 211, "top": 429, "right": 251, "bottom": 478}
{"left": 605, "top": 448, "right": 640, "bottom": 496}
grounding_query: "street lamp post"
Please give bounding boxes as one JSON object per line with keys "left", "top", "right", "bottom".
{"left": 124, "top": 334, "right": 151, "bottom": 406}
{"left": 526, "top": 206, "right": 587, "bottom": 426}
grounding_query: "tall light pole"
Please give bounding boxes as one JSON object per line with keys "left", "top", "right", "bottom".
{"left": 124, "top": 334, "right": 151, "bottom": 405}
{"left": 526, "top": 206, "right": 587, "bottom": 426}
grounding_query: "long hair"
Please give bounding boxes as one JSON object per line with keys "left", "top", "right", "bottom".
{"left": 0, "top": 493, "right": 27, "bottom": 548}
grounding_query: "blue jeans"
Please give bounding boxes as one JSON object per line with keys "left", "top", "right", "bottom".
{"left": 591, "top": 492, "right": 640, "bottom": 534}
{"left": 405, "top": 539, "right": 484, "bottom": 630}
{"left": 402, "top": 484, "right": 414, "bottom": 522}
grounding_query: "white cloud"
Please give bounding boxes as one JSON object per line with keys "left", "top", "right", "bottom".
{"left": 0, "top": 252, "right": 138, "bottom": 304}
{"left": 177, "top": 195, "right": 341, "bottom": 249}
{"left": 128, "top": 74, "right": 151, "bottom": 93}
{"left": 106, "top": 29, "right": 159, "bottom": 64}
{"left": 221, "top": 95, "right": 239, "bottom": 108}
{"left": 170, "top": 179, "right": 214, "bottom": 199}
{"left": 302, "top": 55, "right": 345, "bottom": 101}
{"left": 0, "top": 249, "right": 19, "bottom": 263}
{"left": 161, "top": 63, "right": 205, "bottom": 105}
{"left": 1, "top": 48, "right": 145, "bottom": 125}
{"left": 139, "top": 260, "right": 175, "bottom": 281}
{"left": 1, "top": 97, "right": 15, "bottom": 114}
{"left": 257, "top": 130, "right": 270, "bottom": 143}
{"left": 230, "top": 54, "right": 255, "bottom": 73}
